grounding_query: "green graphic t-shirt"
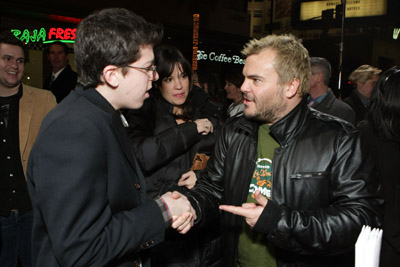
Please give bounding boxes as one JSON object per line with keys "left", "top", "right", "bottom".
{"left": 237, "top": 124, "right": 280, "bottom": 267}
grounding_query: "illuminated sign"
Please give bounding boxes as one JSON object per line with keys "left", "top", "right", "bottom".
{"left": 192, "top": 14, "right": 200, "bottom": 72}
{"left": 197, "top": 50, "right": 246, "bottom": 65}
{"left": 11, "top": 28, "right": 77, "bottom": 44}
{"left": 300, "top": 0, "right": 387, "bottom": 21}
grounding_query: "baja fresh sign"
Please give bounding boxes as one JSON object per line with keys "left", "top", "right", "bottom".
{"left": 11, "top": 27, "right": 77, "bottom": 44}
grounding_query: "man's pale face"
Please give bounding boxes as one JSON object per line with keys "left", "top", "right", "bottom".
{"left": 241, "top": 48, "right": 287, "bottom": 124}
{"left": 358, "top": 76, "right": 379, "bottom": 99}
{"left": 48, "top": 44, "right": 69, "bottom": 72}
{"left": 117, "top": 45, "right": 158, "bottom": 110}
{"left": 0, "top": 43, "right": 24, "bottom": 96}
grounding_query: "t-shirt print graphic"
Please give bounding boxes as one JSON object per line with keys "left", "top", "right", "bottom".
{"left": 249, "top": 158, "right": 272, "bottom": 200}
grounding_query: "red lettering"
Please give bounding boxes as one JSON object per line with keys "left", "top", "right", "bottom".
{"left": 64, "top": 28, "right": 71, "bottom": 40}
{"left": 71, "top": 28, "right": 76, "bottom": 40}
{"left": 56, "top": 28, "right": 64, "bottom": 39}
{"left": 48, "top": 28, "right": 56, "bottom": 39}
{"left": 48, "top": 27, "right": 77, "bottom": 41}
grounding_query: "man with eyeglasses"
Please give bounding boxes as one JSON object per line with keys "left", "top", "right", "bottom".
{"left": 26, "top": 8, "right": 195, "bottom": 267}
{"left": 125, "top": 64, "right": 158, "bottom": 78}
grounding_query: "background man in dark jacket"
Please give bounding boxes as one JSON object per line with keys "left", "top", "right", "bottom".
{"left": 186, "top": 34, "right": 382, "bottom": 267}
{"left": 27, "top": 8, "right": 194, "bottom": 267}
{"left": 43, "top": 41, "right": 77, "bottom": 103}
{"left": 308, "top": 57, "right": 355, "bottom": 125}
{"left": 343, "top": 64, "right": 381, "bottom": 124}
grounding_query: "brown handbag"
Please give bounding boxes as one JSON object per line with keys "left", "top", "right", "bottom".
{"left": 190, "top": 153, "right": 210, "bottom": 171}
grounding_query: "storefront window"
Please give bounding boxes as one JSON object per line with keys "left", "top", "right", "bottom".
{"left": 254, "top": 9, "right": 263, "bottom": 17}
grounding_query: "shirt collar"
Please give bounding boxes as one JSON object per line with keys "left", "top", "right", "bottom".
{"left": 354, "top": 89, "right": 369, "bottom": 107}
{"left": 308, "top": 90, "right": 328, "bottom": 105}
{"left": 52, "top": 66, "right": 67, "bottom": 79}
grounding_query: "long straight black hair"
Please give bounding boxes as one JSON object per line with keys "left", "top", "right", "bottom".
{"left": 367, "top": 66, "right": 400, "bottom": 142}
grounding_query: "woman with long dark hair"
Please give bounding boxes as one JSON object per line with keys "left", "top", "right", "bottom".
{"left": 358, "top": 66, "right": 400, "bottom": 266}
{"left": 124, "top": 44, "right": 222, "bottom": 266}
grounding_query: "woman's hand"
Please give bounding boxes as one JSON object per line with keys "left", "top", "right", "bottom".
{"left": 178, "top": 171, "right": 197, "bottom": 189}
{"left": 194, "top": 118, "right": 213, "bottom": 135}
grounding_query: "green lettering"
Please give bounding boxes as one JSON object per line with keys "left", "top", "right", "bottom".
{"left": 10, "top": 29, "right": 21, "bottom": 39}
{"left": 37, "top": 28, "right": 46, "bottom": 42}
{"left": 29, "top": 29, "right": 37, "bottom": 42}
{"left": 20, "top": 29, "right": 30, "bottom": 43}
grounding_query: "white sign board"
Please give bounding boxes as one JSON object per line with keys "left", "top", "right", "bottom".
{"left": 300, "top": 0, "right": 387, "bottom": 21}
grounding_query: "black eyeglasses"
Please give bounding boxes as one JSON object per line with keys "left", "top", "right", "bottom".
{"left": 124, "top": 65, "right": 157, "bottom": 78}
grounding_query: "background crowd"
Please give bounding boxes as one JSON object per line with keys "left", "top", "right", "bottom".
{"left": 0, "top": 6, "right": 399, "bottom": 267}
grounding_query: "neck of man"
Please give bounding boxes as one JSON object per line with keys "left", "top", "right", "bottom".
{"left": 309, "top": 84, "right": 328, "bottom": 99}
{"left": 0, "top": 84, "right": 20, "bottom": 97}
{"left": 53, "top": 64, "right": 67, "bottom": 74}
{"left": 96, "top": 84, "right": 119, "bottom": 110}
{"left": 357, "top": 88, "right": 371, "bottom": 100}
{"left": 269, "top": 96, "right": 302, "bottom": 125}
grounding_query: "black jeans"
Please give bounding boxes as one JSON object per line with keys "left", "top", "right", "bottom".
{"left": 0, "top": 210, "right": 33, "bottom": 267}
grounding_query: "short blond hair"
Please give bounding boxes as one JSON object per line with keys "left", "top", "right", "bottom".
{"left": 349, "top": 64, "right": 381, "bottom": 85}
{"left": 242, "top": 34, "right": 310, "bottom": 97}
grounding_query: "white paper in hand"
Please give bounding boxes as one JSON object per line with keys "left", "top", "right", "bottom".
{"left": 355, "top": 225, "right": 383, "bottom": 267}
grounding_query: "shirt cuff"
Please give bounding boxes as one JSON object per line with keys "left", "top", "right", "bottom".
{"left": 155, "top": 197, "right": 172, "bottom": 228}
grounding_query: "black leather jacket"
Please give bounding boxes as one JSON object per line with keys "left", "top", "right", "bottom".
{"left": 124, "top": 90, "right": 218, "bottom": 198}
{"left": 188, "top": 99, "right": 383, "bottom": 267}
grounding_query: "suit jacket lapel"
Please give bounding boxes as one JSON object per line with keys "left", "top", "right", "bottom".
{"left": 111, "top": 113, "right": 147, "bottom": 201}
{"left": 110, "top": 112, "right": 139, "bottom": 174}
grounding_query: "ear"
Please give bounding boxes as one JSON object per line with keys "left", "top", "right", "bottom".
{"left": 102, "top": 65, "right": 120, "bottom": 88}
{"left": 315, "top": 72, "right": 323, "bottom": 83}
{"left": 285, "top": 78, "right": 300, "bottom": 99}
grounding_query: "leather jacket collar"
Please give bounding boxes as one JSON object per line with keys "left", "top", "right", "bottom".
{"left": 270, "top": 97, "right": 308, "bottom": 147}
{"left": 232, "top": 97, "right": 309, "bottom": 147}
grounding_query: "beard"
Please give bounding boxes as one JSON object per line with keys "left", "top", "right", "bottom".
{"left": 243, "top": 90, "right": 287, "bottom": 124}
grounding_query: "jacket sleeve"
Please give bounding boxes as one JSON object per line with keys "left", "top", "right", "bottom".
{"left": 27, "top": 115, "right": 166, "bottom": 266}
{"left": 124, "top": 107, "right": 201, "bottom": 172}
{"left": 186, "top": 123, "right": 230, "bottom": 229}
{"left": 253, "top": 129, "right": 383, "bottom": 256}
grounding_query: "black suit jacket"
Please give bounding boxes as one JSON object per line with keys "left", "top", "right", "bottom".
{"left": 43, "top": 64, "right": 78, "bottom": 103}
{"left": 343, "top": 91, "right": 368, "bottom": 124}
{"left": 311, "top": 89, "right": 356, "bottom": 125}
{"left": 27, "top": 86, "right": 165, "bottom": 267}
